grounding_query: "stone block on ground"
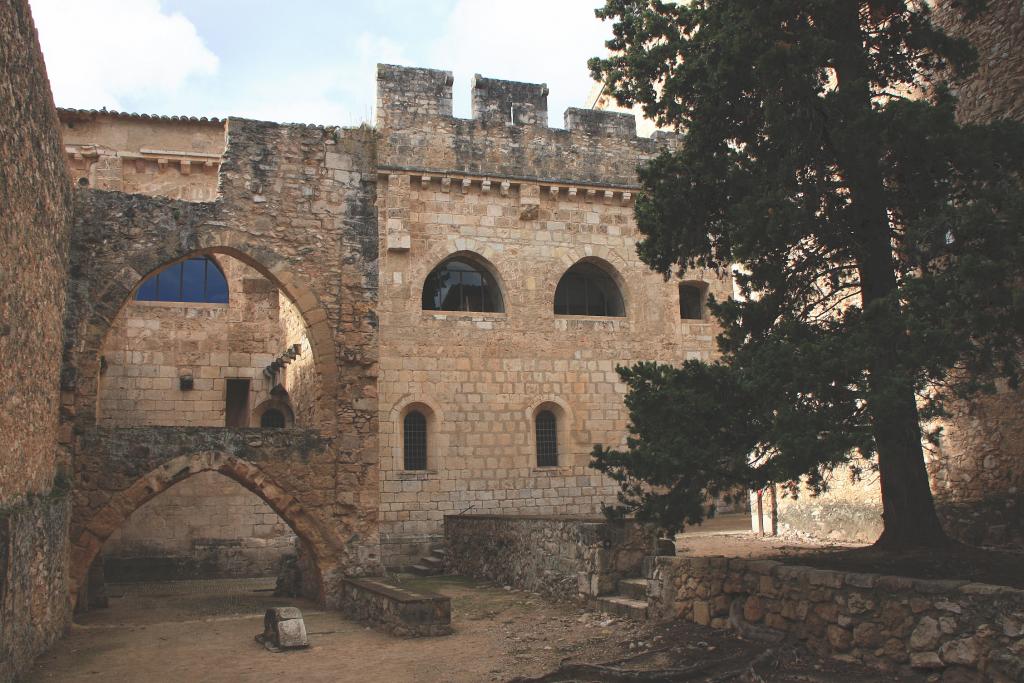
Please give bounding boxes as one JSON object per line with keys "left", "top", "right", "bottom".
{"left": 256, "top": 606, "right": 309, "bottom": 651}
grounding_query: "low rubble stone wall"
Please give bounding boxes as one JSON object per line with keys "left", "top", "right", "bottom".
{"left": 340, "top": 577, "right": 451, "bottom": 637}
{"left": 647, "top": 556, "right": 1024, "bottom": 681}
{"left": 444, "top": 514, "right": 657, "bottom": 601}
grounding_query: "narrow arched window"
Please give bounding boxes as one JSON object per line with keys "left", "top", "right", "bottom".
{"left": 260, "top": 409, "right": 286, "bottom": 428}
{"left": 679, "top": 283, "right": 706, "bottom": 320}
{"left": 554, "top": 262, "right": 624, "bottom": 317}
{"left": 535, "top": 410, "right": 558, "bottom": 467}
{"left": 403, "top": 411, "right": 428, "bottom": 470}
{"left": 135, "top": 256, "right": 229, "bottom": 303}
{"left": 422, "top": 258, "right": 504, "bottom": 312}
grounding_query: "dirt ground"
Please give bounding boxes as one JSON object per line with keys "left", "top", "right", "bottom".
{"left": 29, "top": 573, "right": 921, "bottom": 683}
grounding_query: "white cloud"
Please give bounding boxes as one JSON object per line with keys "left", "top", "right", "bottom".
{"left": 428, "top": 0, "right": 610, "bottom": 125}
{"left": 30, "top": 0, "right": 218, "bottom": 111}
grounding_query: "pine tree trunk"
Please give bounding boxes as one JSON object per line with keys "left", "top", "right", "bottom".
{"left": 827, "top": 3, "right": 950, "bottom": 549}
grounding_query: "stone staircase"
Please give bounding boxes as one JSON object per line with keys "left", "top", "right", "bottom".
{"left": 408, "top": 545, "right": 446, "bottom": 576}
{"left": 594, "top": 576, "right": 650, "bottom": 620}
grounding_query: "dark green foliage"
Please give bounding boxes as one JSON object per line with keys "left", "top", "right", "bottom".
{"left": 589, "top": 1, "right": 1024, "bottom": 543}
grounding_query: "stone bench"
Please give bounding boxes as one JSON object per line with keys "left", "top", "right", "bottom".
{"left": 340, "top": 577, "right": 452, "bottom": 637}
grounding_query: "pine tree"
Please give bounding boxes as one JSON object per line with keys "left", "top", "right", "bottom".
{"left": 589, "top": 0, "right": 1024, "bottom": 548}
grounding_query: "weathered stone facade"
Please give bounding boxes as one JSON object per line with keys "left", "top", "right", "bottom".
{"left": 0, "top": 1, "right": 74, "bottom": 678}
{"left": 375, "top": 66, "right": 728, "bottom": 566}
{"left": 50, "top": 65, "right": 729, "bottom": 577}
{"left": 444, "top": 515, "right": 657, "bottom": 602}
{"left": 62, "top": 117, "right": 383, "bottom": 604}
{"left": 647, "top": 555, "right": 1024, "bottom": 680}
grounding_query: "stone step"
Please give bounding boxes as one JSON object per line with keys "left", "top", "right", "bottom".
{"left": 408, "top": 563, "right": 441, "bottom": 576}
{"left": 595, "top": 596, "right": 648, "bottom": 621}
{"left": 421, "top": 555, "right": 444, "bottom": 567}
{"left": 430, "top": 547, "right": 447, "bottom": 559}
{"left": 617, "top": 578, "right": 648, "bottom": 601}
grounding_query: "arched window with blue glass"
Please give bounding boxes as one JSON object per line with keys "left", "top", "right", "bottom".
{"left": 134, "top": 256, "right": 229, "bottom": 304}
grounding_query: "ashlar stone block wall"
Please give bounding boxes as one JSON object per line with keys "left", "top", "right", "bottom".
{"left": 374, "top": 65, "right": 732, "bottom": 567}
{"left": 102, "top": 470, "right": 296, "bottom": 580}
{"left": 59, "top": 110, "right": 223, "bottom": 201}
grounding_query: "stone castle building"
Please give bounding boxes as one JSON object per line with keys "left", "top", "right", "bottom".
{"left": 2, "top": 0, "right": 1021, "bottom": 678}
{"left": 53, "top": 66, "right": 732, "bottom": 583}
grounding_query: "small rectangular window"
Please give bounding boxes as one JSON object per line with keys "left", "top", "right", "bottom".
{"left": 679, "top": 284, "right": 705, "bottom": 320}
{"left": 225, "top": 379, "right": 250, "bottom": 427}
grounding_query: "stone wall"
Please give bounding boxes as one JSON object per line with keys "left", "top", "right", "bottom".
{"left": 444, "top": 514, "right": 657, "bottom": 602}
{"left": 340, "top": 577, "right": 452, "bottom": 637}
{"left": 0, "top": 0, "right": 74, "bottom": 678}
{"left": 98, "top": 256, "right": 288, "bottom": 427}
{"left": 63, "top": 117, "right": 382, "bottom": 603}
{"left": 101, "top": 470, "right": 296, "bottom": 581}
{"left": 59, "top": 109, "right": 223, "bottom": 201}
{"left": 647, "top": 555, "right": 1024, "bottom": 680}
{"left": 278, "top": 291, "right": 318, "bottom": 426}
{"left": 0, "top": 493, "right": 72, "bottom": 681}
{"left": 376, "top": 65, "right": 729, "bottom": 566}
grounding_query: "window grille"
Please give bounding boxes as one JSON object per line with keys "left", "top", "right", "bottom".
{"left": 404, "top": 411, "right": 428, "bottom": 470}
{"left": 135, "top": 256, "right": 229, "bottom": 304}
{"left": 422, "top": 258, "right": 504, "bottom": 312}
{"left": 554, "top": 262, "right": 624, "bottom": 317}
{"left": 535, "top": 410, "right": 558, "bottom": 467}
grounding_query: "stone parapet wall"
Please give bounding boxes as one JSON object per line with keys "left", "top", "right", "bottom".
{"left": 376, "top": 64, "right": 679, "bottom": 188}
{"left": 444, "top": 515, "right": 656, "bottom": 601}
{"left": 0, "top": 492, "right": 72, "bottom": 681}
{"left": 340, "top": 577, "right": 452, "bottom": 637}
{"left": 647, "top": 555, "right": 1024, "bottom": 680}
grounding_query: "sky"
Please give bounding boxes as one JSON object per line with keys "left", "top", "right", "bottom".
{"left": 29, "top": 0, "right": 613, "bottom": 128}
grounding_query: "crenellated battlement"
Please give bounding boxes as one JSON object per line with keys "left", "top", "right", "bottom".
{"left": 375, "top": 64, "right": 676, "bottom": 188}
{"left": 472, "top": 75, "right": 549, "bottom": 126}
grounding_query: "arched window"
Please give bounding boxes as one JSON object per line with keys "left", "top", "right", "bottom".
{"left": 422, "top": 258, "right": 504, "bottom": 312}
{"left": 260, "top": 409, "right": 286, "bottom": 428}
{"left": 403, "top": 411, "right": 428, "bottom": 470}
{"left": 554, "top": 262, "right": 624, "bottom": 317}
{"left": 679, "top": 283, "right": 706, "bottom": 320}
{"left": 135, "top": 256, "right": 229, "bottom": 304}
{"left": 535, "top": 410, "right": 558, "bottom": 467}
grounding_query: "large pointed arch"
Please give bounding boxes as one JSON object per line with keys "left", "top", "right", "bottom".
{"left": 69, "top": 451, "right": 344, "bottom": 605}
{"left": 64, "top": 218, "right": 340, "bottom": 434}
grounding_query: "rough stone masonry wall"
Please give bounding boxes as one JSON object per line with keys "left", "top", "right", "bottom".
{"left": 445, "top": 515, "right": 657, "bottom": 602}
{"left": 64, "top": 117, "right": 382, "bottom": 601}
{"left": 647, "top": 556, "right": 1024, "bottom": 681}
{"left": 0, "top": 1, "right": 74, "bottom": 678}
{"left": 375, "top": 65, "right": 730, "bottom": 567}
{"left": 926, "top": 0, "right": 1024, "bottom": 548}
